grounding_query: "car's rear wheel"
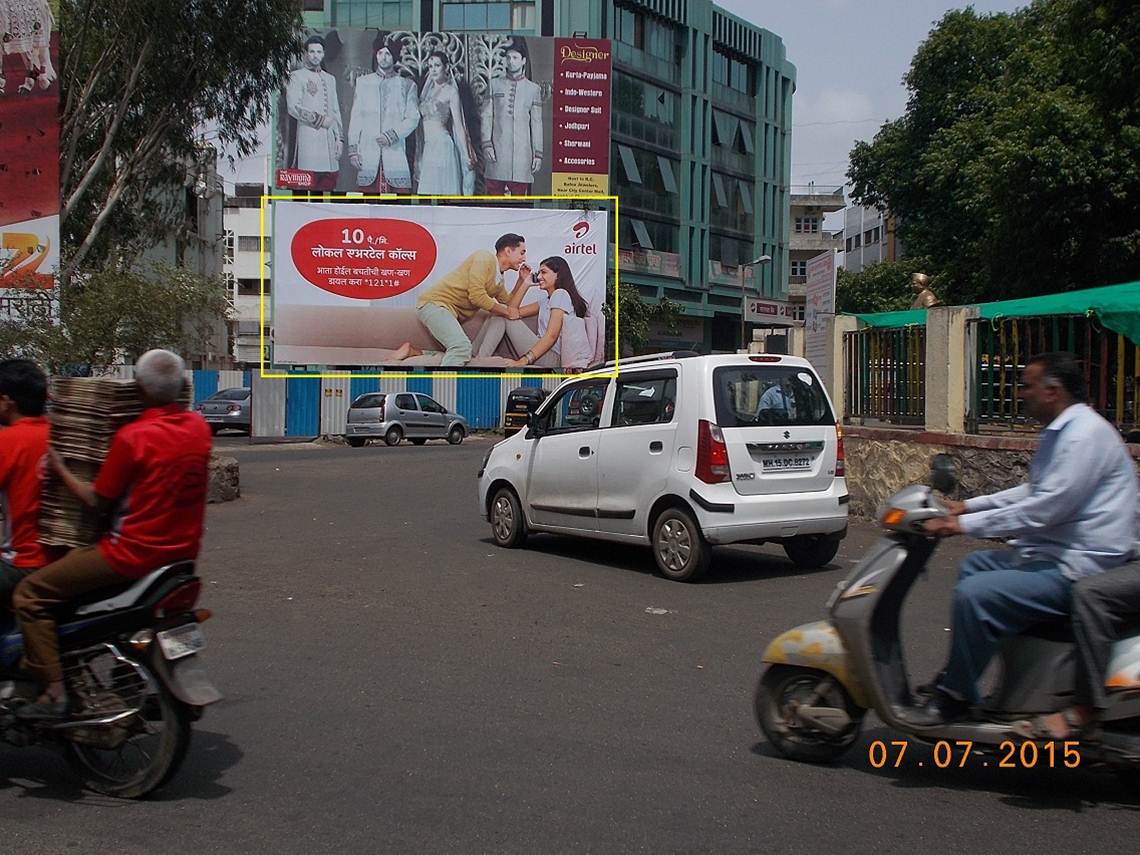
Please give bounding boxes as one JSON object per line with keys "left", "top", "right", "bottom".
{"left": 447, "top": 425, "right": 465, "bottom": 445}
{"left": 651, "top": 506, "right": 710, "bottom": 582}
{"left": 490, "top": 486, "right": 527, "bottom": 548}
{"left": 783, "top": 535, "right": 840, "bottom": 569}
{"left": 384, "top": 426, "right": 403, "bottom": 446}
{"left": 346, "top": 437, "right": 366, "bottom": 448}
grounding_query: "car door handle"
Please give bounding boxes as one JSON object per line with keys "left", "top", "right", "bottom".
{"left": 649, "top": 441, "right": 663, "bottom": 453}
{"left": 579, "top": 446, "right": 592, "bottom": 458}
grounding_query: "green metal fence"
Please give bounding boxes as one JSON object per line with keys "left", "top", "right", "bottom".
{"left": 968, "top": 316, "right": 1140, "bottom": 436}
{"left": 843, "top": 326, "right": 927, "bottom": 426}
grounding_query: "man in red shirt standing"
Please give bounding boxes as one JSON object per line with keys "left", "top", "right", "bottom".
{"left": 0, "top": 359, "right": 56, "bottom": 616}
{"left": 13, "top": 349, "right": 212, "bottom": 721}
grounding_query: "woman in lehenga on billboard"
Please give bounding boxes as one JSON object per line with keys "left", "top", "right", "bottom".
{"left": 415, "top": 50, "right": 476, "bottom": 195}
{"left": 470, "top": 256, "right": 594, "bottom": 369}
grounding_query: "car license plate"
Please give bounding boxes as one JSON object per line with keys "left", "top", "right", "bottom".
{"left": 157, "top": 624, "right": 206, "bottom": 660}
{"left": 761, "top": 455, "right": 812, "bottom": 472}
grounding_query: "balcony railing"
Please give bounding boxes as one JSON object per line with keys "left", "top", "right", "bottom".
{"left": 707, "top": 260, "right": 754, "bottom": 288}
{"left": 618, "top": 248, "right": 682, "bottom": 278}
{"left": 710, "top": 82, "right": 756, "bottom": 114}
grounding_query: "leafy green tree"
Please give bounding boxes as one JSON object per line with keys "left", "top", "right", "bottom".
{"left": 848, "top": 0, "right": 1140, "bottom": 304}
{"left": 0, "top": 266, "right": 230, "bottom": 373}
{"left": 603, "top": 283, "right": 685, "bottom": 356}
{"left": 836, "top": 258, "right": 931, "bottom": 315}
{"left": 60, "top": 0, "right": 302, "bottom": 281}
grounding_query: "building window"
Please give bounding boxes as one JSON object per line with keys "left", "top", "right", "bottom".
{"left": 845, "top": 237, "right": 853, "bottom": 252}
{"left": 790, "top": 260, "right": 808, "bottom": 277}
{"left": 871, "top": 226, "right": 881, "bottom": 243}
{"left": 621, "top": 217, "right": 678, "bottom": 253}
{"left": 644, "top": 17, "right": 677, "bottom": 61}
{"left": 713, "top": 48, "right": 755, "bottom": 95}
{"left": 617, "top": 144, "right": 642, "bottom": 185}
{"left": 794, "top": 217, "right": 820, "bottom": 234}
{"left": 615, "top": 5, "right": 644, "bottom": 49}
{"left": 853, "top": 234, "right": 862, "bottom": 248}
{"left": 335, "top": 0, "right": 406, "bottom": 27}
{"left": 237, "top": 278, "right": 262, "bottom": 296}
{"left": 223, "top": 271, "right": 236, "bottom": 292}
{"left": 712, "top": 50, "right": 729, "bottom": 86}
{"left": 302, "top": 0, "right": 324, "bottom": 10}
{"left": 237, "top": 236, "right": 261, "bottom": 253}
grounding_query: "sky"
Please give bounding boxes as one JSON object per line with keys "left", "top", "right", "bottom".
{"left": 716, "top": 0, "right": 1027, "bottom": 190}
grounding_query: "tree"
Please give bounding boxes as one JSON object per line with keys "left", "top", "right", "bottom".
{"left": 0, "top": 265, "right": 231, "bottom": 373}
{"left": 60, "top": 0, "right": 302, "bottom": 281}
{"left": 848, "top": 0, "right": 1140, "bottom": 304}
{"left": 603, "top": 283, "right": 686, "bottom": 356}
{"left": 836, "top": 258, "right": 931, "bottom": 315}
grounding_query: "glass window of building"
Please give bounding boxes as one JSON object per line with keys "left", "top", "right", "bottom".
{"left": 334, "top": 0, "right": 406, "bottom": 26}
{"left": 617, "top": 144, "right": 642, "bottom": 184}
{"left": 439, "top": 1, "right": 533, "bottom": 31}
{"left": 790, "top": 260, "right": 808, "bottom": 277}
{"left": 615, "top": 5, "right": 645, "bottom": 49}
{"left": 737, "top": 180, "right": 753, "bottom": 214}
{"left": 794, "top": 217, "right": 819, "bottom": 234}
{"left": 713, "top": 50, "right": 729, "bottom": 86}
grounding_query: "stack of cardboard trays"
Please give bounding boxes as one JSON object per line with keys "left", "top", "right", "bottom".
{"left": 40, "top": 378, "right": 190, "bottom": 549}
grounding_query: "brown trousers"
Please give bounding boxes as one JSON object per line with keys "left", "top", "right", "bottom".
{"left": 12, "top": 545, "right": 123, "bottom": 684}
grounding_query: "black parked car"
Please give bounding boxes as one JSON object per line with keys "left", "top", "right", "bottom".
{"left": 502, "top": 386, "right": 550, "bottom": 436}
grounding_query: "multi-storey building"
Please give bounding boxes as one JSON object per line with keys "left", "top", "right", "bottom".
{"left": 787, "top": 183, "right": 844, "bottom": 322}
{"left": 223, "top": 182, "right": 272, "bottom": 366}
{"left": 842, "top": 203, "right": 903, "bottom": 274}
{"left": 294, "top": 0, "right": 795, "bottom": 353}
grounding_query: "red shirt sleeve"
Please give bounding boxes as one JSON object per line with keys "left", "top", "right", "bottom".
{"left": 94, "top": 431, "right": 139, "bottom": 501}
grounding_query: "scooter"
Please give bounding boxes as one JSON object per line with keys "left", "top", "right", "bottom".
{"left": 754, "top": 455, "right": 1140, "bottom": 772}
{"left": 0, "top": 561, "right": 221, "bottom": 798}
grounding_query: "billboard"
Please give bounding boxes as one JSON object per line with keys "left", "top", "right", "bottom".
{"left": 271, "top": 201, "right": 610, "bottom": 372}
{"left": 0, "top": 0, "right": 59, "bottom": 296}
{"left": 273, "top": 30, "right": 611, "bottom": 197}
{"left": 804, "top": 250, "right": 837, "bottom": 379}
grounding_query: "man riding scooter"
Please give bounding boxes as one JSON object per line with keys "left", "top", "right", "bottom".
{"left": 910, "top": 352, "right": 1139, "bottom": 726}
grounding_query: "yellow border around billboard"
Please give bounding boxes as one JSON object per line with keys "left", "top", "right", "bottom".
{"left": 259, "top": 194, "right": 620, "bottom": 380}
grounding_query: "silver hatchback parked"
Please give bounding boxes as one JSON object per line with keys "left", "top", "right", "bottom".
{"left": 345, "top": 391, "right": 469, "bottom": 447}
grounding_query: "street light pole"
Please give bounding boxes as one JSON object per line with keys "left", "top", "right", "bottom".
{"left": 740, "top": 254, "right": 772, "bottom": 352}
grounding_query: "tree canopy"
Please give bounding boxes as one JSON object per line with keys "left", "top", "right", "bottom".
{"left": 60, "top": 0, "right": 302, "bottom": 280}
{"left": 848, "top": 0, "right": 1140, "bottom": 304}
{"left": 836, "top": 258, "right": 930, "bottom": 315}
{"left": 602, "top": 283, "right": 685, "bottom": 356}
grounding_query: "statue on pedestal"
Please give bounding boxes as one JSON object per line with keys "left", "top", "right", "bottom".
{"left": 911, "top": 273, "right": 939, "bottom": 308}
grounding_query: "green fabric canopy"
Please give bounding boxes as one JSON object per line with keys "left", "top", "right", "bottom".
{"left": 852, "top": 280, "right": 1140, "bottom": 342}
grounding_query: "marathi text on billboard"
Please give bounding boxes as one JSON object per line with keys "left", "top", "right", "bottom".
{"left": 273, "top": 31, "right": 612, "bottom": 197}
{"left": 0, "top": 0, "right": 59, "bottom": 295}
{"left": 271, "top": 202, "right": 611, "bottom": 373}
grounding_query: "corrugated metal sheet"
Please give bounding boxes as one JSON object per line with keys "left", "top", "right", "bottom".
{"left": 192, "top": 370, "right": 218, "bottom": 405}
{"left": 242, "top": 369, "right": 252, "bottom": 387}
{"left": 218, "top": 370, "right": 246, "bottom": 390}
{"left": 406, "top": 376, "right": 432, "bottom": 396}
{"left": 285, "top": 377, "right": 321, "bottom": 437}
{"left": 349, "top": 377, "right": 380, "bottom": 402}
{"left": 251, "top": 375, "right": 285, "bottom": 437}
{"left": 521, "top": 377, "right": 544, "bottom": 388}
{"left": 379, "top": 375, "right": 406, "bottom": 395}
{"left": 320, "top": 378, "right": 350, "bottom": 435}
{"left": 458, "top": 377, "right": 501, "bottom": 429}
{"left": 434, "top": 377, "right": 457, "bottom": 414}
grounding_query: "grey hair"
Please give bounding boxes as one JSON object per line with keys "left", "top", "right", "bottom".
{"left": 135, "top": 349, "right": 185, "bottom": 404}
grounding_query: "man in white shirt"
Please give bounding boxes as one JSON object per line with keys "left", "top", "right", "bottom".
{"left": 909, "top": 352, "right": 1139, "bottom": 726}
{"left": 347, "top": 33, "right": 419, "bottom": 194}
{"left": 286, "top": 35, "right": 343, "bottom": 191}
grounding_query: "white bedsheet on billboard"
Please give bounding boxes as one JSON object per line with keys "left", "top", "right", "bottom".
{"left": 272, "top": 202, "right": 608, "bottom": 369}
{"left": 804, "top": 250, "right": 837, "bottom": 381}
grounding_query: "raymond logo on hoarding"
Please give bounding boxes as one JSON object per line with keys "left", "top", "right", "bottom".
{"left": 273, "top": 31, "right": 612, "bottom": 199}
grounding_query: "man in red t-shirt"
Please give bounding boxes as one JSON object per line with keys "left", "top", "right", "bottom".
{"left": 13, "top": 349, "right": 212, "bottom": 721}
{"left": 0, "top": 359, "right": 56, "bottom": 618}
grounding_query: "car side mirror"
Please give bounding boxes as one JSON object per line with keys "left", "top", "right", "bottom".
{"left": 930, "top": 453, "right": 958, "bottom": 494}
{"left": 526, "top": 411, "right": 543, "bottom": 437}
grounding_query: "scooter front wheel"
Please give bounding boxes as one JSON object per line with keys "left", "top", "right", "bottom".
{"left": 755, "top": 665, "right": 864, "bottom": 764}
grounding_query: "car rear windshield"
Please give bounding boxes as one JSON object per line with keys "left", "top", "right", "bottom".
{"left": 351, "top": 394, "right": 385, "bottom": 409}
{"left": 713, "top": 365, "right": 834, "bottom": 428}
{"left": 210, "top": 388, "right": 249, "bottom": 401}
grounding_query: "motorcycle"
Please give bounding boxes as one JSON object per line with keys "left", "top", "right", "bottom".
{"left": 754, "top": 455, "right": 1140, "bottom": 773}
{"left": 0, "top": 561, "right": 221, "bottom": 798}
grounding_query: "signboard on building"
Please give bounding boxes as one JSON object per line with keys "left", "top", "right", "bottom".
{"left": 804, "top": 249, "right": 837, "bottom": 379}
{"left": 273, "top": 31, "right": 611, "bottom": 197}
{"left": 744, "top": 297, "right": 797, "bottom": 325}
{"left": 272, "top": 202, "right": 609, "bottom": 372}
{"left": 0, "top": 0, "right": 59, "bottom": 301}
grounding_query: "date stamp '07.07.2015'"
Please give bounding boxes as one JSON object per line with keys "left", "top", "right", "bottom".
{"left": 868, "top": 739, "right": 1082, "bottom": 770}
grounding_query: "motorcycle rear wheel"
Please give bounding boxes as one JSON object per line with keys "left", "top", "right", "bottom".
{"left": 64, "top": 650, "right": 191, "bottom": 799}
{"left": 755, "top": 664, "right": 863, "bottom": 764}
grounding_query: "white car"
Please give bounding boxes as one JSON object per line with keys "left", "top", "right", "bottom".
{"left": 477, "top": 352, "right": 849, "bottom": 582}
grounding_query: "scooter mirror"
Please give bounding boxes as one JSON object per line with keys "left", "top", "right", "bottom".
{"left": 929, "top": 453, "right": 958, "bottom": 494}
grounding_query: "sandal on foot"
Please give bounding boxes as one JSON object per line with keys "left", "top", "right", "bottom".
{"left": 1007, "top": 708, "right": 1086, "bottom": 741}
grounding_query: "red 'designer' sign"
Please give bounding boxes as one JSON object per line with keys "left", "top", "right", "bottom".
{"left": 290, "top": 218, "right": 437, "bottom": 300}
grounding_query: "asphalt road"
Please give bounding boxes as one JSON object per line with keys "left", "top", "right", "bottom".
{"left": 2, "top": 437, "right": 1136, "bottom": 853}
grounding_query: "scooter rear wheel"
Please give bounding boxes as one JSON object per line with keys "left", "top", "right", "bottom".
{"left": 755, "top": 665, "right": 863, "bottom": 764}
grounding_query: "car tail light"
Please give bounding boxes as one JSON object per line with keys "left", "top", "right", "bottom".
{"left": 154, "top": 580, "right": 202, "bottom": 617}
{"left": 696, "top": 420, "right": 730, "bottom": 484}
{"left": 227, "top": 404, "right": 242, "bottom": 413}
{"left": 835, "top": 423, "right": 846, "bottom": 478}
{"left": 378, "top": 401, "right": 385, "bottom": 421}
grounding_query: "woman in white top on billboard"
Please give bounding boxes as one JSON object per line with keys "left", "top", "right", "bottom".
{"left": 472, "top": 256, "right": 592, "bottom": 369}
{"left": 415, "top": 50, "right": 475, "bottom": 195}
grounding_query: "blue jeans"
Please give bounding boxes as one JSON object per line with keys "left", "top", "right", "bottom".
{"left": 941, "top": 550, "right": 1073, "bottom": 705}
